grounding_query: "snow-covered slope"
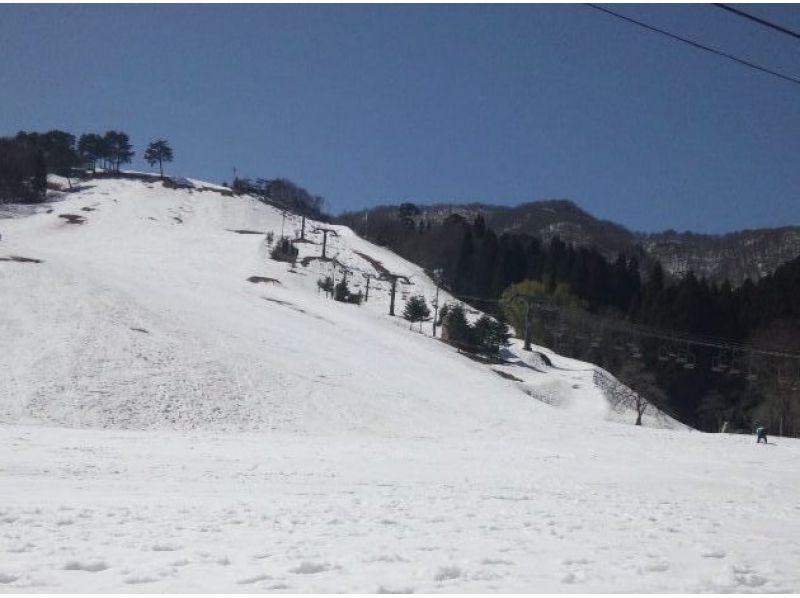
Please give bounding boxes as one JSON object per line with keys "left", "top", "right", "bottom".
{"left": 2, "top": 176, "right": 799, "bottom": 593}
{"left": 0, "top": 176, "right": 660, "bottom": 433}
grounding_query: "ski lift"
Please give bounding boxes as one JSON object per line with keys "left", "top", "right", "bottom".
{"left": 728, "top": 353, "right": 742, "bottom": 376}
{"left": 745, "top": 354, "right": 758, "bottom": 381}
{"left": 590, "top": 335, "right": 602, "bottom": 349}
{"left": 777, "top": 366, "right": 790, "bottom": 387}
{"left": 711, "top": 352, "right": 727, "bottom": 373}
{"left": 613, "top": 336, "right": 625, "bottom": 352}
{"left": 682, "top": 350, "right": 696, "bottom": 370}
{"left": 628, "top": 342, "right": 642, "bottom": 359}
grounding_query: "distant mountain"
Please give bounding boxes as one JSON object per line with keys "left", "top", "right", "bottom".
{"left": 340, "top": 200, "right": 800, "bottom": 285}
{"left": 639, "top": 227, "right": 800, "bottom": 284}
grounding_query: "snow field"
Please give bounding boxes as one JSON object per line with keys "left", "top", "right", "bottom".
{"left": 1, "top": 176, "right": 799, "bottom": 592}
{"left": 2, "top": 424, "right": 799, "bottom": 592}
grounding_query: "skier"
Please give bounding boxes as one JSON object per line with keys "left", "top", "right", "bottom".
{"left": 755, "top": 423, "right": 768, "bottom": 444}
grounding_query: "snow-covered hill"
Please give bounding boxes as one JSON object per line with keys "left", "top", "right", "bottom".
{"left": 0, "top": 175, "right": 662, "bottom": 433}
{"left": 1, "top": 176, "right": 799, "bottom": 592}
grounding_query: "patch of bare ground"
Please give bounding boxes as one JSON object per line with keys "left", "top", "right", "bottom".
{"left": 300, "top": 255, "right": 346, "bottom": 269}
{"left": 227, "top": 229, "right": 265, "bottom": 235}
{"left": 456, "top": 349, "right": 506, "bottom": 365}
{"left": 247, "top": 276, "right": 282, "bottom": 285}
{"left": 58, "top": 214, "right": 86, "bottom": 224}
{"left": 493, "top": 369, "right": 523, "bottom": 382}
{"left": 261, "top": 297, "right": 335, "bottom": 324}
{"left": 0, "top": 255, "right": 44, "bottom": 264}
{"left": 353, "top": 250, "right": 391, "bottom": 276}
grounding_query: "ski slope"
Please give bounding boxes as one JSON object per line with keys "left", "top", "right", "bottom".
{"left": 1, "top": 176, "right": 799, "bottom": 592}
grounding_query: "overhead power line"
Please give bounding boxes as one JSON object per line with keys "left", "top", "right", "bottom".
{"left": 586, "top": 3, "right": 800, "bottom": 87}
{"left": 714, "top": 4, "right": 800, "bottom": 41}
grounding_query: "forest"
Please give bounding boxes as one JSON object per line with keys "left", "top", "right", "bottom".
{"left": 339, "top": 205, "right": 800, "bottom": 434}
{"left": 0, "top": 129, "right": 136, "bottom": 203}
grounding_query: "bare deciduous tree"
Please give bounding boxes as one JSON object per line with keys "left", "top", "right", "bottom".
{"left": 596, "top": 361, "right": 667, "bottom": 425}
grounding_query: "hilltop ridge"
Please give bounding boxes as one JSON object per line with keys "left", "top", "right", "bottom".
{"left": 340, "top": 199, "right": 800, "bottom": 284}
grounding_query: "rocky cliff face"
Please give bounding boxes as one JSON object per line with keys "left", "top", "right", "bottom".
{"left": 638, "top": 228, "right": 800, "bottom": 284}
{"left": 405, "top": 200, "right": 800, "bottom": 285}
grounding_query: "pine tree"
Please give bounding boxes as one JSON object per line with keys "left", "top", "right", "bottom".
{"left": 78, "top": 133, "right": 104, "bottom": 173}
{"left": 103, "top": 131, "right": 134, "bottom": 173}
{"left": 403, "top": 294, "right": 430, "bottom": 331}
{"left": 144, "top": 139, "right": 174, "bottom": 179}
{"left": 334, "top": 278, "right": 350, "bottom": 302}
{"left": 442, "top": 304, "right": 474, "bottom": 350}
{"left": 473, "top": 314, "right": 510, "bottom": 356}
{"left": 32, "top": 150, "right": 47, "bottom": 199}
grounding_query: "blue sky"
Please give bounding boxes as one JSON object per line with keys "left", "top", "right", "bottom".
{"left": 1, "top": 4, "right": 799, "bottom": 233}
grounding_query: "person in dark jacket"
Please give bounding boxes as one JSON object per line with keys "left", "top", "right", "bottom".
{"left": 755, "top": 424, "right": 768, "bottom": 444}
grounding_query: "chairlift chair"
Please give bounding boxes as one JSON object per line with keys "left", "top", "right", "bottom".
{"left": 728, "top": 354, "right": 742, "bottom": 376}
{"left": 657, "top": 345, "right": 669, "bottom": 362}
{"left": 682, "top": 351, "right": 696, "bottom": 370}
{"left": 777, "top": 366, "right": 790, "bottom": 387}
{"left": 745, "top": 355, "right": 758, "bottom": 381}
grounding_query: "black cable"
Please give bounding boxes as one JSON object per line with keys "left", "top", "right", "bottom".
{"left": 715, "top": 4, "right": 800, "bottom": 41}
{"left": 586, "top": 3, "right": 800, "bottom": 87}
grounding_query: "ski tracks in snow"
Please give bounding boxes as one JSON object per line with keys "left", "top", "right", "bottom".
{"left": 2, "top": 425, "right": 800, "bottom": 592}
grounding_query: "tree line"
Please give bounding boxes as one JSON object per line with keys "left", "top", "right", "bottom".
{"left": 340, "top": 206, "right": 800, "bottom": 432}
{"left": 231, "top": 176, "right": 328, "bottom": 221}
{"left": 1, "top": 129, "right": 174, "bottom": 203}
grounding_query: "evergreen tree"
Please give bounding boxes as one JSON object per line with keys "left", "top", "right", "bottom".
{"left": 78, "top": 133, "right": 104, "bottom": 173}
{"left": 442, "top": 303, "right": 474, "bottom": 350}
{"left": 144, "top": 139, "right": 173, "bottom": 179}
{"left": 334, "top": 278, "right": 350, "bottom": 302}
{"left": 33, "top": 150, "right": 47, "bottom": 199}
{"left": 473, "top": 314, "right": 510, "bottom": 356}
{"left": 403, "top": 294, "right": 430, "bottom": 331}
{"left": 103, "top": 131, "right": 134, "bottom": 173}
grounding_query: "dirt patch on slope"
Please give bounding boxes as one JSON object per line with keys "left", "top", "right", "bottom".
{"left": 247, "top": 276, "right": 282, "bottom": 285}
{"left": 58, "top": 214, "right": 86, "bottom": 225}
{"left": 0, "top": 255, "right": 44, "bottom": 263}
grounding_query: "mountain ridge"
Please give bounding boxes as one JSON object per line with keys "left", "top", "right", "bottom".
{"left": 339, "top": 198, "right": 800, "bottom": 285}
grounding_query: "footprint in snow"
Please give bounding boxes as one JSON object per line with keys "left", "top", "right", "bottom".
{"left": 289, "top": 561, "right": 330, "bottom": 575}
{"left": 642, "top": 562, "right": 670, "bottom": 573}
{"left": 63, "top": 560, "right": 109, "bottom": 572}
{"left": 480, "top": 558, "right": 513, "bottom": 566}
{"left": 378, "top": 585, "right": 415, "bottom": 593}
{"left": 237, "top": 573, "right": 272, "bottom": 584}
{"left": 434, "top": 566, "right": 462, "bottom": 582}
{"left": 124, "top": 576, "right": 158, "bottom": 585}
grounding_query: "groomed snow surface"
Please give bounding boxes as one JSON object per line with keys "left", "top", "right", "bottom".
{"left": 1, "top": 177, "right": 799, "bottom": 592}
